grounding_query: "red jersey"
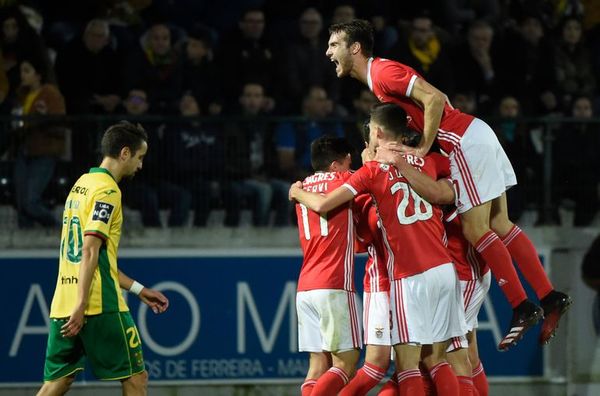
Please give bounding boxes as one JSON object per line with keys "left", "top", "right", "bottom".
{"left": 354, "top": 195, "right": 390, "bottom": 293}
{"left": 368, "top": 57, "right": 475, "bottom": 155}
{"left": 296, "top": 171, "right": 356, "bottom": 292}
{"left": 344, "top": 154, "right": 451, "bottom": 279}
{"left": 444, "top": 209, "right": 490, "bottom": 281}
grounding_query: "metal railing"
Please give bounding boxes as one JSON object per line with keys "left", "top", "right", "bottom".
{"left": 1, "top": 114, "right": 598, "bottom": 229}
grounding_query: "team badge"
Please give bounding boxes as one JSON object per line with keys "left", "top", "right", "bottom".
{"left": 375, "top": 326, "right": 384, "bottom": 338}
{"left": 379, "top": 164, "right": 389, "bottom": 171}
{"left": 92, "top": 201, "right": 114, "bottom": 224}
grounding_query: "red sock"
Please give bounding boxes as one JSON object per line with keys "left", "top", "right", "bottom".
{"left": 501, "top": 225, "right": 554, "bottom": 299}
{"left": 377, "top": 378, "right": 398, "bottom": 396}
{"left": 397, "top": 369, "right": 425, "bottom": 396}
{"left": 472, "top": 362, "right": 488, "bottom": 396}
{"left": 312, "top": 367, "right": 349, "bottom": 396}
{"left": 430, "top": 362, "right": 459, "bottom": 396}
{"left": 476, "top": 231, "right": 527, "bottom": 308}
{"left": 457, "top": 376, "right": 474, "bottom": 396}
{"left": 340, "top": 362, "right": 387, "bottom": 395}
{"left": 301, "top": 379, "right": 317, "bottom": 396}
{"left": 420, "top": 372, "right": 437, "bottom": 396}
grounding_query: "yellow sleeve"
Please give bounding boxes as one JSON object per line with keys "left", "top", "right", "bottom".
{"left": 83, "top": 188, "right": 121, "bottom": 241}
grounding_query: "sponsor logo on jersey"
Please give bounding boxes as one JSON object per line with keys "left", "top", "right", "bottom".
{"left": 92, "top": 201, "right": 114, "bottom": 224}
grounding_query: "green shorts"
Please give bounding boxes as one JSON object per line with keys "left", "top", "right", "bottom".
{"left": 43, "top": 311, "right": 145, "bottom": 381}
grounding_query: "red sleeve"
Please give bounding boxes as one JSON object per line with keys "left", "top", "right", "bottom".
{"left": 377, "top": 61, "right": 419, "bottom": 98}
{"left": 344, "top": 163, "right": 374, "bottom": 196}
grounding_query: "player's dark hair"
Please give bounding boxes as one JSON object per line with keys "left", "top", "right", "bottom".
{"left": 101, "top": 121, "right": 148, "bottom": 158}
{"left": 370, "top": 103, "right": 422, "bottom": 147}
{"left": 362, "top": 119, "right": 370, "bottom": 143}
{"left": 311, "top": 135, "right": 353, "bottom": 172}
{"left": 329, "top": 19, "right": 374, "bottom": 57}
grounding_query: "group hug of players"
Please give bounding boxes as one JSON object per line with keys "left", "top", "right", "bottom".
{"left": 287, "top": 104, "right": 571, "bottom": 396}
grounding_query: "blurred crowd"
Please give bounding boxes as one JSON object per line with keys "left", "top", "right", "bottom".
{"left": 0, "top": 0, "right": 599, "bottom": 228}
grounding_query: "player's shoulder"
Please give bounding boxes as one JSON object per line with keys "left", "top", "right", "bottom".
{"left": 84, "top": 173, "right": 121, "bottom": 200}
{"left": 374, "top": 57, "right": 415, "bottom": 73}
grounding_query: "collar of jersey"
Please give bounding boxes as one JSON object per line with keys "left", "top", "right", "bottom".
{"left": 89, "top": 167, "right": 116, "bottom": 181}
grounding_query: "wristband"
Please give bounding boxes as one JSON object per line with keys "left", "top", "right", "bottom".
{"left": 129, "top": 281, "right": 144, "bottom": 295}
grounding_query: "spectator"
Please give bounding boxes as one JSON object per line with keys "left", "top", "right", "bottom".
{"left": 346, "top": 88, "right": 377, "bottom": 169}
{"left": 124, "top": 22, "right": 183, "bottom": 113}
{"left": 331, "top": 4, "right": 355, "bottom": 24}
{"left": 492, "top": 96, "right": 541, "bottom": 221}
{"left": 451, "top": 90, "right": 477, "bottom": 115}
{"left": 553, "top": 16, "right": 596, "bottom": 111}
{"left": 452, "top": 20, "right": 501, "bottom": 115}
{"left": 162, "top": 92, "right": 225, "bottom": 227}
{"left": 440, "top": 0, "right": 501, "bottom": 34}
{"left": 554, "top": 96, "right": 600, "bottom": 226}
{"left": 387, "top": 12, "right": 455, "bottom": 95}
{"left": 370, "top": 14, "right": 398, "bottom": 55}
{"left": 283, "top": 7, "right": 339, "bottom": 110}
{"left": 223, "top": 82, "right": 287, "bottom": 226}
{"left": 54, "top": 19, "right": 122, "bottom": 114}
{"left": 496, "top": 14, "right": 556, "bottom": 115}
{"left": 0, "top": 6, "right": 50, "bottom": 111}
{"left": 119, "top": 88, "right": 191, "bottom": 228}
{"left": 12, "top": 56, "right": 65, "bottom": 228}
{"left": 217, "top": 8, "right": 278, "bottom": 107}
{"left": 181, "top": 24, "right": 222, "bottom": 115}
{"left": 275, "top": 85, "right": 343, "bottom": 181}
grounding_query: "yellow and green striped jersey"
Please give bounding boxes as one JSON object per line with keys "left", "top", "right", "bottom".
{"left": 50, "top": 167, "right": 128, "bottom": 318}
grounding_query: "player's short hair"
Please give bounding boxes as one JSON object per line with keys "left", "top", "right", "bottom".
{"left": 328, "top": 19, "right": 374, "bottom": 57}
{"left": 370, "top": 103, "right": 421, "bottom": 147}
{"left": 101, "top": 121, "right": 148, "bottom": 159}
{"left": 362, "top": 119, "right": 370, "bottom": 143}
{"left": 311, "top": 135, "right": 353, "bottom": 172}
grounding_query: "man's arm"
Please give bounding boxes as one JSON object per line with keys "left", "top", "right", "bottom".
{"left": 119, "top": 270, "right": 169, "bottom": 314}
{"left": 376, "top": 148, "right": 455, "bottom": 205}
{"left": 61, "top": 235, "right": 102, "bottom": 337}
{"left": 409, "top": 78, "right": 446, "bottom": 157}
{"left": 289, "top": 183, "right": 355, "bottom": 213}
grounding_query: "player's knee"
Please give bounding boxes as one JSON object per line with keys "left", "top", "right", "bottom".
{"left": 37, "top": 375, "right": 75, "bottom": 396}
{"left": 490, "top": 216, "right": 514, "bottom": 237}
{"left": 468, "top": 349, "right": 480, "bottom": 368}
{"left": 461, "top": 221, "right": 490, "bottom": 246}
{"left": 365, "top": 348, "right": 391, "bottom": 371}
{"left": 333, "top": 350, "right": 360, "bottom": 377}
{"left": 448, "top": 350, "right": 472, "bottom": 376}
{"left": 125, "top": 370, "right": 148, "bottom": 391}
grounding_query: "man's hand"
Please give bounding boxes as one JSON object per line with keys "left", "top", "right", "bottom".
{"left": 381, "top": 141, "right": 429, "bottom": 158}
{"left": 61, "top": 305, "right": 86, "bottom": 337}
{"left": 139, "top": 288, "right": 169, "bottom": 314}
{"left": 289, "top": 181, "right": 303, "bottom": 201}
{"left": 361, "top": 147, "right": 375, "bottom": 163}
{"left": 374, "top": 144, "right": 402, "bottom": 164}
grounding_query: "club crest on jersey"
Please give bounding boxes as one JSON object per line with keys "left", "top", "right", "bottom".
{"left": 379, "top": 163, "right": 390, "bottom": 171}
{"left": 92, "top": 201, "right": 114, "bottom": 224}
{"left": 375, "top": 326, "right": 384, "bottom": 338}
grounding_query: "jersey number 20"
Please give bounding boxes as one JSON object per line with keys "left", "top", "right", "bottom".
{"left": 391, "top": 182, "right": 433, "bottom": 224}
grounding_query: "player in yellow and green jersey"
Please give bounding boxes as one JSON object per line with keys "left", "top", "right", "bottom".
{"left": 37, "top": 121, "right": 169, "bottom": 396}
